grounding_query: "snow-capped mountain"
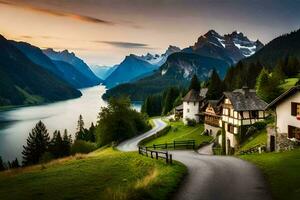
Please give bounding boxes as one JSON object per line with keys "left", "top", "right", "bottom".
{"left": 184, "top": 30, "right": 263, "bottom": 64}
{"left": 104, "top": 45, "right": 180, "bottom": 88}
{"left": 136, "top": 45, "right": 181, "bottom": 66}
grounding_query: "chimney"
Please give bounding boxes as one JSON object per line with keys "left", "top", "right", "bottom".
{"left": 242, "top": 86, "right": 250, "bottom": 96}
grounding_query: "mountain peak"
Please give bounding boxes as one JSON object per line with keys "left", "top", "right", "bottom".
{"left": 205, "top": 30, "right": 219, "bottom": 37}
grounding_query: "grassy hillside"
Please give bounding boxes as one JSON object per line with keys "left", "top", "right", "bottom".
{"left": 279, "top": 78, "right": 299, "bottom": 91}
{"left": 238, "top": 130, "right": 267, "bottom": 153}
{"left": 144, "top": 121, "right": 212, "bottom": 147}
{"left": 0, "top": 148, "right": 186, "bottom": 200}
{"left": 240, "top": 149, "right": 300, "bottom": 200}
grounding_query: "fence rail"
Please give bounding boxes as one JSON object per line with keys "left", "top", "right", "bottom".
{"left": 138, "top": 146, "right": 172, "bottom": 164}
{"left": 146, "top": 140, "right": 196, "bottom": 150}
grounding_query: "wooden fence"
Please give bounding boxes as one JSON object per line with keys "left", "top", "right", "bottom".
{"left": 138, "top": 146, "right": 172, "bottom": 164}
{"left": 239, "top": 145, "right": 266, "bottom": 155}
{"left": 146, "top": 140, "right": 196, "bottom": 150}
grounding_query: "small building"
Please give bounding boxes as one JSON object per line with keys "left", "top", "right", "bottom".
{"left": 220, "top": 87, "right": 268, "bottom": 154}
{"left": 204, "top": 100, "right": 222, "bottom": 137}
{"left": 182, "top": 88, "right": 208, "bottom": 124}
{"left": 266, "top": 86, "right": 300, "bottom": 152}
{"left": 174, "top": 104, "right": 183, "bottom": 120}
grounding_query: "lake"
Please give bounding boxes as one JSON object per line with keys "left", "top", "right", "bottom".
{"left": 0, "top": 85, "right": 141, "bottom": 162}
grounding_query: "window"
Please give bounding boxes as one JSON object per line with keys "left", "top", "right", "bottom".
{"left": 250, "top": 111, "right": 259, "bottom": 118}
{"left": 194, "top": 102, "right": 196, "bottom": 106}
{"left": 227, "top": 124, "right": 234, "bottom": 133}
{"left": 187, "top": 109, "right": 190, "bottom": 113}
{"left": 291, "top": 102, "right": 300, "bottom": 116}
{"left": 288, "top": 125, "right": 300, "bottom": 139}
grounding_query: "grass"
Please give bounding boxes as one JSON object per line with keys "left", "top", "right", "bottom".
{"left": 0, "top": 148, "right": 186, "bottom": 200}
{"left": 280, "top": 78, "right": 299, "bottom": 91}
{"left": 144, "top": 121, "right": 213, "bottom": 147}
{"left": 238, "top": 129, "right": 267, "bottom": 152}
{"left": 239, "top": 149, "right": 300, "bottom": 200}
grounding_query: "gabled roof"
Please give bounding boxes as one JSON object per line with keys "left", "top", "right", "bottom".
{"left": 267, "top": 86, "right": 300, "bottom": 109}
{"left": 183, "top": 89, "right": 203, "bottom": 102}
{"left": 175, "top": 104, "right": 183, "bottom": 111}
{"left": 222, "top": 87, "right": 268, "bottom": 111}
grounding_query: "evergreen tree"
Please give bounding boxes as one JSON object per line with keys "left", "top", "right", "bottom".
{"left": 206, "top": 69, "right": 223, "bottom": 100}
{"left": 76, "top": 115, "right": 85, "bottom": 140}
{"left": 162, "top": 87, "right": 180, "bottom": 115}
{"left": 49, "top": 130, "right": 64, "bottom": 158}
{"left": 273, "top": 60, "right": 286, "bottom": 82}
{"left": 0, "top": 156, "right": 5, "bottom": 171}
{"left": 8, "top": 158, "right": 20, "bottom": 169}
{"left": 22, "top": 121, "right": 50, "bottom": 166}
{"left": 62, "top": 129, "right": 72, "bottom": 156}
{"left": 88, "top": 123, "right": 96, "bottom": 142}
{"left": 189, "top": 74, "right": 200, "bottom": 91}
{"left": 256, "top": 68, "right": 282, "bottom": 103}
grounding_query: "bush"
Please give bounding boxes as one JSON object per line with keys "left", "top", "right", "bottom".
{"left": 186, "top": 118, "right": 196, "bottom": 126}
{"left": 71, "top": 140, "right": 97, "bottom": 155}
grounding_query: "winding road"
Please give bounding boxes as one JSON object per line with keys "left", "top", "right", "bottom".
{"left": 117, "top": 118, "right": 272, "bottom": 200}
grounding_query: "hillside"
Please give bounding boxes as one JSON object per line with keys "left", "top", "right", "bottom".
{"left": 103, "top": 53, "right": 229, "bottom": 100}
{"left": 0, "top": 148, "right": 186, "bottom": 200}
{"left": 243, "top": 29, "right": 300, "bottom": 68}
{"left": 12, "top": 41, "right": 98, "bottom": 89}
{"left": 0, "top": 35, "right": 81, "bottom": 107}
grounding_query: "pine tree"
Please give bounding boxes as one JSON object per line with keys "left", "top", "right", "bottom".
{"left": 62, "top": 129, "right": 72, "bottom": 156}
{"left": 76, "top": 115, "right": 85, "bottom": 140}
{"left": 206, "top": 69, "right": 223, "bottom": 100}
{"left": 8, "top": 158, "right": 20, "bottom": 169}
{"left": 88, "top": 123, "right": 96, "bottom": 142}
{"left": 22, "top": 121, "right": 50, "bottom": 166}
{"left": 189, "top": 74, "right": 200, "bottom": 91}
{"left": 49, "top": 130, "right": 64, "bottom": 158}
{"left": 0, "top": 156, "right": 5, "bottom": 171}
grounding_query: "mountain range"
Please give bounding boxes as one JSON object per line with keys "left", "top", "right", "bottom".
{"left": 104, "top": 30, "right": 264, "bottom": 100}
{"left": 103, "top": 45, "right": 181, "bottom": 88}
{"left": 90, "top": 65, "right": 118, "bottom": 80}
{"left": 0, "top": 35, "right": 82, "bottom": 107}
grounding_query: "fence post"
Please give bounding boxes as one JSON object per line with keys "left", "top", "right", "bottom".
{"left": 193, "top": 141, "right": 195, "bottom": 149}
{"left": 151, "top": 151, "right": 153, "bottom": 158}
{"left": 165, "top": 143, "right": 167, "bottom": 149}
{"left": 138, "top": 146, "right": 140, "bottom": 154}
{"left": 146, "top": 147, "right": 148, "bottom": 157}
{"left": 169, "top": 154, "right": 172, "bottom": 164}
{"left": 174, "top": 141, "right": 175, "bottom": 149}
{"left": 156, "top": 152, "right": 158, "bottom": 159}
{"left": 153, "top": 144, "right": 156, "bottom": 150}
{"left": 166, "top": 152, "right": 169, "bottom": 163}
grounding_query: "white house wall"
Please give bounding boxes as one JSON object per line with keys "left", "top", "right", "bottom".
{"left": 276, "top": 92, "right": 300, "bottom": 133}
{"left": 183, "top": 101, "right": 199, "bottom": 124}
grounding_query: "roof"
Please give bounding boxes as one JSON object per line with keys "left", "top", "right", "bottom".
{"left": 182, "top": 89, "right": 203, "bottom": 102}
{"left": 175, "top": 104, "right": 183, "bottom": 111}
{"left": 223, "top": 87, "right": 268, "bottom": 111}
{"left": 267, "top": 86, "right": 300, "bottom": 109}
{"left": 206, "top": 100, "right": 222, "bottom": 115}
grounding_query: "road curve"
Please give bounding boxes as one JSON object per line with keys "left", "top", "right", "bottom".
{"left": 117, "top": 118, "right": 272, "bottom": 200}
{"left": 117, "top": 118, "right": 167, "bottom": 151}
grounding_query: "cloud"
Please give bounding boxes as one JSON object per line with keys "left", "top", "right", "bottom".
{"left": 95, "top": 41, "right": 152, "bottom": 49}
{"left": 0, "top": 0, "right": 114, "bottom": 25}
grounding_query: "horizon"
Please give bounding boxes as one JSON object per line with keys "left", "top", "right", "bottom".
{"left": 1, "top": 0, "right": 300, "bottom": 66}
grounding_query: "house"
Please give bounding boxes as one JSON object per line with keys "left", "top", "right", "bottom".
{"left": 219, "top": 86, "right": 268, "bottom": 154}
{"left": 266, "top": 86, "right": 300, "bottom": 152}
{"left": 174, "top": 104, "right": 183, "bottom": 120}
{"left": 204, "top": 100, "right": 222, "bottom": 137}
{"left": 182, "top": 88, "right": 208, "bottom": 124}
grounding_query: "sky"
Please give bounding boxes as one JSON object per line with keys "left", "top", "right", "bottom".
{"left": 0, "top": 0, "right": 299, "bottom": 66}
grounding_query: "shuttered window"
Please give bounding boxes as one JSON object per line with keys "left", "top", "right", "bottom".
{"left": 288, "top": 125, "right": 300, "bottom": 139}
{"left": 291, "top": 102, "right": 298, "bottom": 116}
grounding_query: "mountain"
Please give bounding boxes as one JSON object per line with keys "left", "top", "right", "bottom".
{"left": 104, "top": 55, "right": 157, "bottom": 88}
{"left": 223, "top": 29, "right": 300, "bottom": 90}
{"left": 12, "top": 41, "right": 98, "bottom": 88}
{"left": 0, "top": 35, "right": 81, "bottom": 107}
{"left": 104, "top": 45, "right": 180, "bottom": 88}
{"left": 43, "top": 49, "right": 101, "bottom": 85}
{"left": 103, "top": 52, "right": 229, "bottom": 100}
{"left": 242, "top": 29, "right": 300, "bottom": 67}
{"left": 90, "top": 65, "right": 118, "bottom": 80}
{"left": 183, "top": 30, "right": 263, "bottom": 64}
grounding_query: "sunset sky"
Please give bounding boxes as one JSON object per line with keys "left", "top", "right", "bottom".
{"left": 0, "top": 0, "right": 299, "bottom": 66}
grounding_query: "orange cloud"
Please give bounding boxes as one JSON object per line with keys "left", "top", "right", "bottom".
{"left": 0, "top": 0, "right": 115, "bottom": 25}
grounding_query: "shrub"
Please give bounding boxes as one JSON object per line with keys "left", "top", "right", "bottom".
{"left": 253, "top": 121, "right": 267, "bottom": 130}
{"left": 71, "top": 140, "right": 97, "bottom": 155}
{"left": 186, "top": 118, "right": 196, "bottom": 126}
